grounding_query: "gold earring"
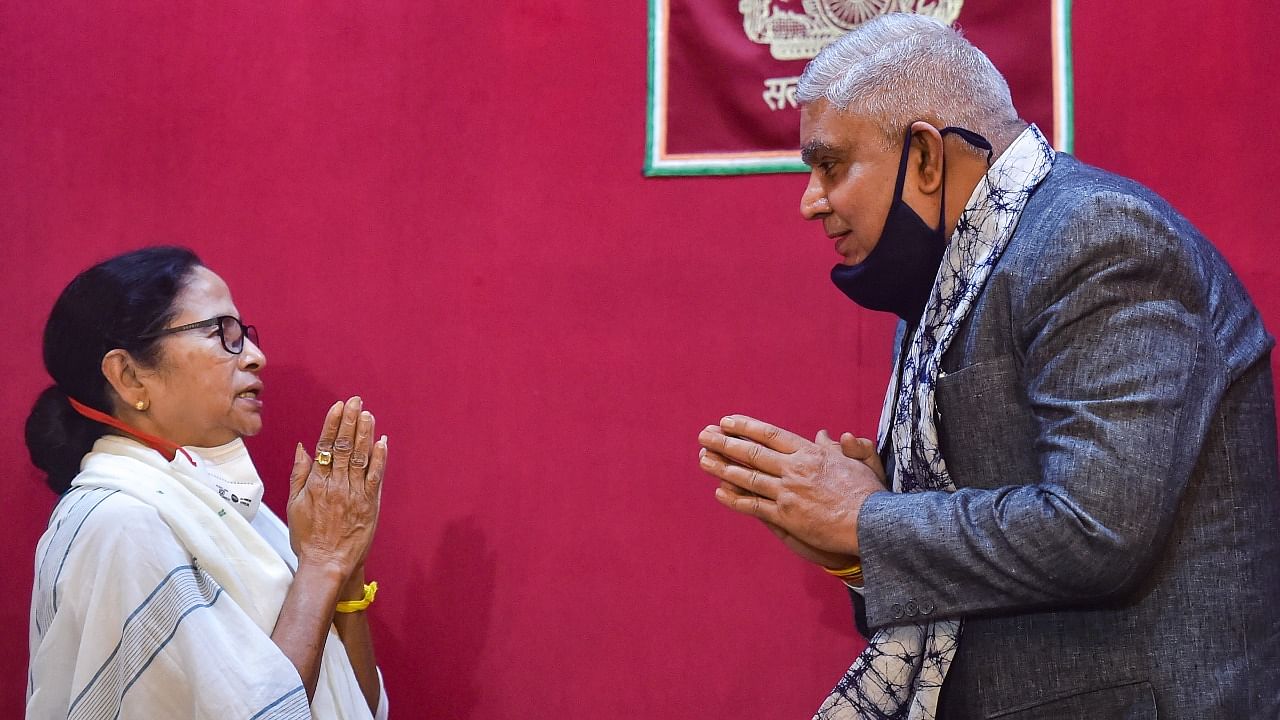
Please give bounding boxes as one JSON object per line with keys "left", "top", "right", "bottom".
{"left": 135, "top": 400, "right": 149, "bottom": 411}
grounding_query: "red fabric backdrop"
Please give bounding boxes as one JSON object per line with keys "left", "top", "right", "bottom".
{"left": 664, "top": 1, "right": 1052, "bottom": 154}
{"left": 1, "top": 2, "right": 1276, "bottom": 718}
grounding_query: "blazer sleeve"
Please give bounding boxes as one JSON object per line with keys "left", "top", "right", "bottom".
{"left": 847, "top": 586, "right": 871, "bottom": 639}
{"left": 855, "top": 191, "right": 1232, "bottom": 629}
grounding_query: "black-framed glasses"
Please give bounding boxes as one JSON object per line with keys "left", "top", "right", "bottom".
{"left": 141, "top": 315, "right": 260, "bottom": 354}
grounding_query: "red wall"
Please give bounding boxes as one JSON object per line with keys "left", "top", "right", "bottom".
{"left": 2, "top": 3, "right": 1276, "bottom": 718}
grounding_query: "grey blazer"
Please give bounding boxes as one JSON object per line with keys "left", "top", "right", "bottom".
{"left": 853, "top": 154, "right": 1280, "bottom": 719}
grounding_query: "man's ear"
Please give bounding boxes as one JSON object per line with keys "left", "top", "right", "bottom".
{"left": 101, "top": 349, "right": 147, "bottom": 411}
{"left": 908, "top": 121, "right": 946, "bottom": 195}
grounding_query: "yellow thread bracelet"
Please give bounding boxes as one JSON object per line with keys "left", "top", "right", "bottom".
{"left": 335, "top": 581, "right": 378, "bottom": 613}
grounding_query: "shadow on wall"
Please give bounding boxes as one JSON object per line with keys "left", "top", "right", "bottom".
{"left": 247, "top": 362, "right": 343, "bottom": 494}
{"left": 248, "top": 363, "right": 500, "bottom": 714}
{"left": 804, "top": 560, "right": 865, "bottom": 651}
{"left": 375, "top": 517, "right": 498, "bottom": 718}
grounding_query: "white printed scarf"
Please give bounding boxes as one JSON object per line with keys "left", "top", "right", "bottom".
{"left": 815, "top": 125, "right": 1055, "bottom": 720}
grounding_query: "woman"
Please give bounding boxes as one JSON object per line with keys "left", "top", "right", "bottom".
{"left": 25, "top": 246, "right": 388, "bottom": 719}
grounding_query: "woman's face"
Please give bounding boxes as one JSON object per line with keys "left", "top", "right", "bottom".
{"left": 139, "top": 266, "right": 267, "bottom": 447}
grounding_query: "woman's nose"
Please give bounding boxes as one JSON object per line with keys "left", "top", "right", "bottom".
{"left": 240, "top": 338, "right": 266, "bottom": 371}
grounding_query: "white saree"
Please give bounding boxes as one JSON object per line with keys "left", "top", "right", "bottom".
{"left": 27, "top": 435, "right": 388, "bottom": 720}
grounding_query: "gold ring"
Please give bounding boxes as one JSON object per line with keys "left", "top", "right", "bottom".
{"left": 315, "top": 450, "right": 333, "bottom": 466}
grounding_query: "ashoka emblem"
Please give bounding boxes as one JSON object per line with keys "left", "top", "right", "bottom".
{"left": 810, "top": 0, "right": 900, "bottom": 30}
{"left": 740, "top": 0, "right": 964, "bottom": 61}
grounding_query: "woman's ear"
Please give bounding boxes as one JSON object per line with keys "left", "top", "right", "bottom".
{"left": 101, "top": 349, "right": 148, "bottom": 412}
{"left": 908, "top": 121, "right": 946, "bottom": 195}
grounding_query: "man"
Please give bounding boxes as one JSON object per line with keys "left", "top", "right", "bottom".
{"left": 697, "top": 13, "right": 1279, "bottom": 720}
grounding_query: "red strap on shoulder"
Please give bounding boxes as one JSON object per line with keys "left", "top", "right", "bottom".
{"left": 67, "top": 396, "right": 194, "bottom": 465}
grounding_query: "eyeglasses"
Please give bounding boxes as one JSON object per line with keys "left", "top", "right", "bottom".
{"left": 141, "top": 315, "right": 260, "bottom": 355}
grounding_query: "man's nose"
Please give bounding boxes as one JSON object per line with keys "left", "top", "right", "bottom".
{"left": 800, "top": 174, "right": 828, "bottom": 220}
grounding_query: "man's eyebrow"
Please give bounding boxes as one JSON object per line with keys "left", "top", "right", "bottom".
{"left": 800, "top": 140, "right": 839, "bottom": 166}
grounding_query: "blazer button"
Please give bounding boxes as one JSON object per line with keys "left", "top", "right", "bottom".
{"left": 920, "top": 601, "right": 936, "bottom": 616}
{"left": 891, "top": 603, "right": 904, "bottom": 619}
{"left": 905, "top": 600, "right": 918, "bottom": 617}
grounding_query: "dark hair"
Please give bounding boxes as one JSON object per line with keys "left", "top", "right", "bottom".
{"left": 25, "top": 246, "right": 203, "bottom": 494}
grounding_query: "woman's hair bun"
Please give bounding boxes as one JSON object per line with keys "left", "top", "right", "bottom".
{"left": 25, "top": 385, "right": 101, "bottom": 494}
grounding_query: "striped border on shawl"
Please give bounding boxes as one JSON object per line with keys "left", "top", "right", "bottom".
{"left": 32, "top": 487, "right": 121, "bottom": 635}
{"left": 68, "top": 563, "right": 224, "bottom": 720}
{"left": 250, "top": 685, "right": 310, "bottom": 720}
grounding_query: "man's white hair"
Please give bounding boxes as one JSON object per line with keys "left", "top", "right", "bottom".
{"left": 797, "top": 13, "right": 1020, "bottom": 149}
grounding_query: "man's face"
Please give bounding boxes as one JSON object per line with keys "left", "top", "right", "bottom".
{"left": 799, "top": 99, "right": 902, "bottom": 266}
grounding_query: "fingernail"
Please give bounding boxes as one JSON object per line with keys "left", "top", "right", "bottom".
{"left": 379, "top": 434, "right": 388, "bottom": 448}
{"left": 295, "top": 443, "right": 304, "bottom": 460}
{"left": 721, "top": 416, "right": 736, "bottom": 430}
{"left": 714, "top": 488, "right": 727, "bottom": 501}
{"left": 700, "top": 454, "right": 713, "bottom": 468}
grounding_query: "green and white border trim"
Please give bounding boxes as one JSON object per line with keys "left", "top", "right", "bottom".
{"left": 1051, "top": 0, "right": 1074, "bottom": 154}
{"left": 645, "top": 0, "right": 1075, "bottom": 177}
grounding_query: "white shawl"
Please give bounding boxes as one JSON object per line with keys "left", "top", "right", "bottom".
{"left": 28, "top": 435, "right": 388, "bottom": 719}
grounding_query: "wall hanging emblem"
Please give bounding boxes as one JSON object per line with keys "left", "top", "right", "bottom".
{"left": 647, "top": 0, "right": 1071, "bottom": 176}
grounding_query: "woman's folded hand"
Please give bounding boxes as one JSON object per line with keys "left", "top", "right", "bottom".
{"left": 286, "top": 396, "right": 388, "bottom": 576}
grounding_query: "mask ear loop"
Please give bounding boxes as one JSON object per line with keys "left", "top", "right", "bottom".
{"left": 941, "top": 126, "right": 995, "bottom": 165}
{"left": 937, "top": 132, "right": 948, "bottom": 230}
{"left": 891, "top": 125, "right": 915, "bottom": 204}
{"left": 935, "top": 126, "right": 997, "bottom": 230}
{"left": 67, "top": 396, "right": 195, "bottom": 465}
{"left": 898, "top": 125, "right": 952, "bottom": 230}
{"left": 900, "top": 124, "right": 996, "bottom": 231}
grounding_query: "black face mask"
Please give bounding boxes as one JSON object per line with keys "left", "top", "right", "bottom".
{"left": 830, "top": 125, "right": 992, "bottom": 327}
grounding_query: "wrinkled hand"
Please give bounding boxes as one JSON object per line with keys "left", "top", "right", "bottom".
{"left": 287, "top": 396, "right": 388, "bottom": 576}
{"left": 697, "top": 415, "right": 886, "bottom": 557}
